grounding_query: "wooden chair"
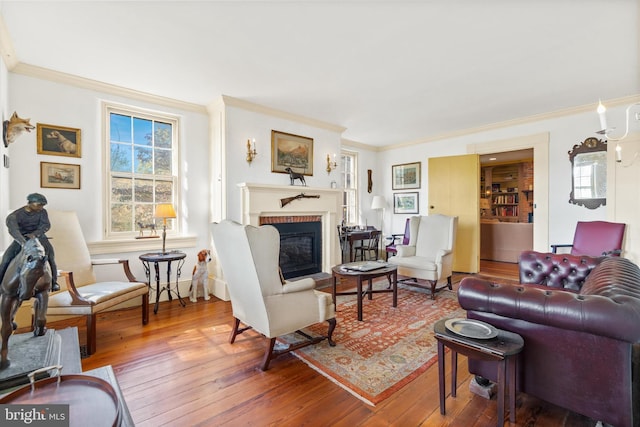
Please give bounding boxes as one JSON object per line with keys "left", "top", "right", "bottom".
{"left": 45, "top": 210, "right": 149, "bottom": 355}
{"left": 355, "top": 230, "right": 381, "bottom": 261}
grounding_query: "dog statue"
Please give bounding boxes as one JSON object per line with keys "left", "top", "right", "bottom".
{"left": 46, "top": 130, "right": 77, "bottom": 154}
{"left": 284, "top": 167, "right": 307, "bottom": 186}
{"left": 3, "top": 112, "right": 35, "bottom": 147}
{"left": 189, "top": 249, "right": 211, "bottom": 302}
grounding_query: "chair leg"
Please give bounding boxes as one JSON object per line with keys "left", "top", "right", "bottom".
{"left": 229, "top": 318, "right": 241, "bottom": 344}
{"left": 142, "top": 293, "right": 149, "bottom": 325}
{"left": 447, "top": 276, "right": 452, "bottom": 291}
{"left": 429, "top": 280, "right": 437, "bottom": 300}
{"left": 327, "top": 318, "right": 336, "bottom": 346}
{"left": 87, "top": 313, "right": 97, "bottom": 355}
{"left": 261, "top": 338, "right": 277, "bottom": 371}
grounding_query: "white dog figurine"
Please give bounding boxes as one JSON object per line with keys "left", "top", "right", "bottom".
{"left": 189, "top": 249, "right": 211, "bottom": 302}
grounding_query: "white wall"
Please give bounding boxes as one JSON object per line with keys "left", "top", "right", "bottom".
{"left": 222, "top": 104, "right": 343, "bottom": 221}
{"left": 377, "top": 103, "right": 639, "bottom": 258}
{"left": 0, "top": 53, "right": 9, "bottom": 250}
{"left": 7, "top": 73, "right": 210, "bottom": 282}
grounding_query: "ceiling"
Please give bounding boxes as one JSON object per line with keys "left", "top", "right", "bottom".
{"left": 0, "top": 1, "right": 638, "bottom": 147}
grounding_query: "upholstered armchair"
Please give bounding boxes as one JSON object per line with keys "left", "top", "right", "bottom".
{"left": 45, "top": 210, "right": 149, "bottom": 355}
{"left": 211, "top": 220, "right": 336, "bottom": 371}
{"left": 550, "top": 220, "right": 626, "bottom": 256}
{"left": 388, "top": 214, "right": 458, "bottom": 299}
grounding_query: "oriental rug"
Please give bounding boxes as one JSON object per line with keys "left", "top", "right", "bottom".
{"left": 281, "top": 281, "right": 467, "bottom": 406}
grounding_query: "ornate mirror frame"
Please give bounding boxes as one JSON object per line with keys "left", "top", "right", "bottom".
{"left": 568, "top": 137, "right": 607, "bottom": 209}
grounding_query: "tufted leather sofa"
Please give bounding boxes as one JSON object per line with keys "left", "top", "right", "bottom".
{"left": 458, "top": 251, "right": 640, "bottom": 427}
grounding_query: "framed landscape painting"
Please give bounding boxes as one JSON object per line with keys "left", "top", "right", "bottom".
{"left": 37, "top": 123, "right": 81, "bottom": 158}
{"left": 392, "top": 162, "right": 421, "bottom": 190}
{"left": 393, "top": 192, "right": 419, "bottom": 214}
{"left": 40, "top": 162, "right": 81, "bottom": 189}
{"left": 271, "top": 130, "right": 314, "bottom": 176}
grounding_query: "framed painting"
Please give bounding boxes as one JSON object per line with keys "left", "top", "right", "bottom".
{"left": 393, "top": 192, "right": 419, "bottom": 214}
{"left": 37, "top": 123, "right": 81, "bottom": 158}
{"left": 271, "top": 130, "right": 314, "bottom": 176}
{"left": 392, "top": 162, "right": 421, "bottom": 190}
{"left": 40, "top": 162, "right": 81, "bottom": 189}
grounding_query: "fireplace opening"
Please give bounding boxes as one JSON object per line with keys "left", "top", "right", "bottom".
{"left": 270, "top": 221, "right": 322, "bottom": 279}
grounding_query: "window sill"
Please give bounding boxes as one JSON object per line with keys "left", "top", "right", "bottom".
{"left": 87, "top": 235, "right": 198, "bottom": 255}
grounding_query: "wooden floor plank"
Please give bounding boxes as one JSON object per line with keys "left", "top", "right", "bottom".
{"left": 25, "top": 261, "right": 600, "bottom": 426}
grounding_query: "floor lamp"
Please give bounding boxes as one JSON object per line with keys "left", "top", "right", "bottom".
{"left": 371, "top": 196, "right": 386, "bottom": 257}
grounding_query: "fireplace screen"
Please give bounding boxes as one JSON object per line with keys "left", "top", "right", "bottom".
{"left": 272, "top": 221, "right": 322, "bottom": 279}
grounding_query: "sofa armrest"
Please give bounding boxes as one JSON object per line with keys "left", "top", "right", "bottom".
{"left": 458, "top": 277, "right": 640, "bottom": 343}
{"left": 57, "top": 271, "right": 94, "bottom": 306}
{"left": 518, "top": 250, "right": 603, "bottom": 291}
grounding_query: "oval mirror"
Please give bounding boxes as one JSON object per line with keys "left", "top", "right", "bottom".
{"left": 569, "top": 137, "right": 607, "bottom": 209}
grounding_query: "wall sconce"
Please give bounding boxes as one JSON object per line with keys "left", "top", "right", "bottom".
{"left": 246, "top": 138, "right": 257, "bottom": 164}
{"left": 326, "top": 154, "right": 338, "bottom": 173}
{"left": 596, "top": 100, "right": 640, "bottom": 164}
{"left": 154, "top": 203, "right": 177, "bottom": 254}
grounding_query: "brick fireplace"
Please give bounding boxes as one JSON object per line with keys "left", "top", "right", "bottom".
{"left": 211, "top": 183, "right": 342, "bottom": 300}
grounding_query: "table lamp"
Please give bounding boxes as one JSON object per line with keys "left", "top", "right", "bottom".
{"left": 154, "top": 203, "right": 176, "bottom": 254}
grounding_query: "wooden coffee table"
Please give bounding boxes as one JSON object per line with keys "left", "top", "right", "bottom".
{"left": 331, "top": 262, "right": 397, "bottom": 321}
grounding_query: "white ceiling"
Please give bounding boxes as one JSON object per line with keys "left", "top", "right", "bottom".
{"left": 0, "top": 1, "right": 638, "bottom": 147}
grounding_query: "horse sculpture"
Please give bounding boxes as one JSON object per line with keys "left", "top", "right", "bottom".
{"left": 0, "top": 238, "right": 52, "bottom": 369}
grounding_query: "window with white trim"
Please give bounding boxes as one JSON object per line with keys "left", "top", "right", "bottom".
{"left": 105, "top": 103, "right": 179, "bottom": 238}
{"left": 340, "top": 150, "right": 357, "bottom": 225}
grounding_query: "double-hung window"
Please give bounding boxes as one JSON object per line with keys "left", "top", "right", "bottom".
{"left": 340, "top": 150, "right": 357, "bottom": 225}
{"left": 105, "top": 103, "right": 179, "bottom": 238}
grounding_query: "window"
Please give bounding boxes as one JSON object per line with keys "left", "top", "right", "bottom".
{"left": 340, "top": 150, "right": 357, "bottom": 225}
{"left": 105, "top": 103, "right": 179, "bottom": 238}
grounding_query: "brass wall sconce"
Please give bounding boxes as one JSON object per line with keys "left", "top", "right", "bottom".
{"left": 246, "top": 138, "right": 257, "bottom": 164}
{"left": 596, "top": 100, "right": 640, "bottom": 165}
{"left": 326, "top": 154, "right": 337, "bottom": 173}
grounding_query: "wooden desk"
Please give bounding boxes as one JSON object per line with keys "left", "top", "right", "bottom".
{"left": 434, "top": 319, "right": 523, "bottom": 426}
{"left": 345, "top": 229, "right": 379, "bottom": 262}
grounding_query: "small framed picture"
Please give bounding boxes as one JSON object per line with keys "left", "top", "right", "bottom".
{"left": 392, "top": 162, "right": 421, "bottom": 190}
{"left": 271, "top": 130, "right": 314, "bottom": 176}
{"left": 37, "top": 123, "right": 81, "bottom": 158}
{"left": 393, "top": 192, "right": 419, "bottom": 214}
{"left": 40, "top": 162, "right": 81, "bottom": 189}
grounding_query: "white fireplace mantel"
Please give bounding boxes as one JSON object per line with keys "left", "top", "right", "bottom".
{"left": 211, "top": 183, "right": 342, "bottom": 301}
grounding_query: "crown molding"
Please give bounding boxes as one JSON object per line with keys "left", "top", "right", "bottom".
{"left": 0, "top": 13, "right": 18, "bottom": 70}
{"left": 341, "top": 138, "right": 380, "bottom": 151}
{"left": 222, "top": 95, "right": 347, "bottom": 134}
{"left": 12, "top": 62, "right": 208, "bottom": 114}
{"left": 378, "top": 94, "right": 640, "bottom": 151}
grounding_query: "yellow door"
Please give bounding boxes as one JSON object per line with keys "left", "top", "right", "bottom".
{"left": 428, "top": 154, "right": 479, "bottom": 273}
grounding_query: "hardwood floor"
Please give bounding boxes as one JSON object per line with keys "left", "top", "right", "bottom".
{"left": 40, "top": 261, "right": 597, "bottom": 426}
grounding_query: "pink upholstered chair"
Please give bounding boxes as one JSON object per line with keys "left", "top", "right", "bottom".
{"left": 385, "top": 218, "right": 411, "bottom": 260}
{"left": 550, "top": 221, "right": 626, "bottom": 256}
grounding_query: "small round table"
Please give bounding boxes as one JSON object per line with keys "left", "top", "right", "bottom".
{"left": 139, "top": 251, "right": 187, "bottom": 314}
{"left": 331, "top": 262, "right": 397, "bottom": 321}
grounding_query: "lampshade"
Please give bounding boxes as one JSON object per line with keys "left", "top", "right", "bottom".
{"left": 371, "top": 196, "right": 386, "bottom": 210}
{"left": 154, "top": 203, "right": 176, "bottom": 219}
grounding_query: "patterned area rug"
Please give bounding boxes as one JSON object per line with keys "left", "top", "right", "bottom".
{"left": 281, "top": 282, "right": 466, "bottom": 406}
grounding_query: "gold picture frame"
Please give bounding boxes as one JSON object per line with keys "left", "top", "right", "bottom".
{"left": 40, "top": 162, "right": 81, "bottom": 189}
{"left": 271, "top": 130, "right": 314, "bottom": 176}
{"left": 392, "top": 162, "right": 421, "bottom": 190}
{"left": 37, "top": 123, "right": 81, "bottom": 158}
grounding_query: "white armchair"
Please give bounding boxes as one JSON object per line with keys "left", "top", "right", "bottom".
{"left": 211, "top": 220, "right": 336, "bottom": 371}
{"left": 388, "top": 214, "right": 458, "bottom": 299}
{"left": 45, "top": 210, "right": 149, "bottom": 355}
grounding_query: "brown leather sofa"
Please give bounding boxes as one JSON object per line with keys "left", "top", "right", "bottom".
{"left": 458, "top": 251, "right": 640, "bottom": 427}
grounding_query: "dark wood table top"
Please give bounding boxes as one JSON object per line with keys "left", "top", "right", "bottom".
{"left": 434, "top": 318, "right": 524, "bottom": 357}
